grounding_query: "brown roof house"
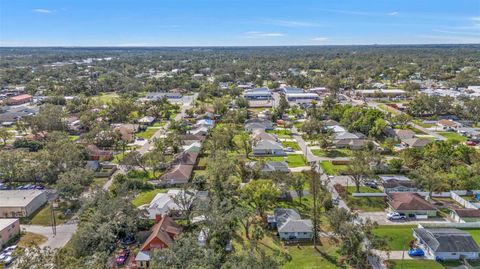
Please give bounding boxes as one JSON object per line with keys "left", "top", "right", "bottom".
{"left": 114, "top": 124, "right": 140, "bottom": 143}
{"left": 388, "top": 192, "right": 437, "bottom": 218}
{"left": 379, "top": 175, "right": 417, "bottom": 193}
{"left": 394, "top": 129, "right": 415, "bottom": 141}
{"left": 403, "top": 138, "right": 431, "bottom": 148}
{"left": 85, "top": 144, "right": 113, "bottom": 161}
{"left": 437, "top": 119, "right": 462, "bottom": 131}
{"left": 135, "top": 215, "right": 182, "bottom": 268}
{"left": 6, "top": 94, "right": 32, "bottom": 106}
{"left": 450, "top": 209, "right": 480, "bottom": 223}
{"left": 159, "top": 164, "right": 194, "bottom": 185}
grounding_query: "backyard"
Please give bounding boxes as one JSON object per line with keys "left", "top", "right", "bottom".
{"left": 132, "top": 189, "right": 168, "bottom": 207}
{"left": 336, "top": 185, "right": 385, "bottom": 212}
{"left": 266, "top": 154, "right": 307, "bottom": 168}
{"left": 312, "top": 149, "right": 352, "bottom": 158}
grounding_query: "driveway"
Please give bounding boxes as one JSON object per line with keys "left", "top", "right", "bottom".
{"left": 22, "top": 224, "right": 77, "bottom": 249}
{"left": 358, "top": 211, "right": 451, "bottom": 225}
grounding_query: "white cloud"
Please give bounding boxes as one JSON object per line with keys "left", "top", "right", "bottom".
{"left": 312, "top": 37, "right": 328, "bottom": 42}
{"left": 263, "top": 19, "right": 322, "bottom": 28}
{"left": 388, "top": 11, "right": 399, "bottom": 16}
{"left": 244, "top": 31, "right": 285, "bottom": 38}
{"left": 33, "top": 9, "right": 52, "bottom": 14}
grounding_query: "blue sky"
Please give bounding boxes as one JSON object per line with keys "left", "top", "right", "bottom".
{"left": 0, "top": 0, "right": 479, "bottom": 46}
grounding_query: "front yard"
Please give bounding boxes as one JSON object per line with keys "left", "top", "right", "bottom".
{"left": 312, "top": 149, "right": 352, "bottom": 158}
{"left": 320, "top": 161, "right": 348, "bottom": 175}
{"left": 266, "top": 154, "right": 307, "bottom": 168}
{"left": 282, "top": 141, "right": 301, "bottom": 151}
{"left": 136, "top": 127, "right": 159, "bottom": 139}
{"left": 437, "top": 132, "right": 468, "bottom": 142}
{"left": 373, "top": 225, "right": 415, "bottom": 250}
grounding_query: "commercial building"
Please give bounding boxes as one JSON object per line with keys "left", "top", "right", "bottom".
{"left": 0, "top": 190, "right": 47, "bottom": 218}
{"left": 5, "top": 94, "right": 33, "bottom": 106}
{"left": 243, "top": 87, "right": 272, "bottom": 100}
{"left": 0, "top": 218, "right": 20, "bottom": 248}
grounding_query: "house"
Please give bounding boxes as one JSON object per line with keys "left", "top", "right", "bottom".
{"left": 403, "top": 138, "right": 431, "bottom": 148}
{"left": 251, "top": 129, "right": 278, "bottom": 142}
{"left": 0, "top": 190, "right": 47, "bottom": 218}
{"left": 281, "top": 87, "right": 304, "bottom": 94}
{"left": 285, "top": 93, "right": 320, "bottom": 105}
{"left": 188, "top": 126, "right": 209, "bottom": 136}
{"left": 6, "top": 94, "right": 32, "bottom": 105}
{"left": 183, "top": 141, "right": 202, "bottom": 153}
{"left": 334, "top": 132, "right": 367, "bottom": 150}
{"left": 247, "top": 161, "right": 290, "bottom": 173}
{"left": 86, "top": 144, "right": 113, "bottom": 161}
{"left": 268, "top": 208, "right": 313, "bottom": 241}
{"left": 244, "top": 119, "right": 274, "bottom": 132}
{"left": 387, "top": 192, "right": 437, "bottom": 218}
{"left": 159, "top": 164, "right": 194, "bottom": 184}
{"left": 243, "top": 87, "right": 272, "bottom": 100}
{"left": 195, "top": 119, "right": 215, "bottom": 129}
{"left": 135, "top": 216, "right": 182, "bottom": 268}
{"left": 394, "top": 129, "right": 415, "bottom": 140}
{"left": 323, "top": 119, "right": 340, "bottom": 127}
{"left": 355, "top": 89, "right": 406, "bottom": 98}
{"left": 115, "top": 124, "right": 139, "bottom": 142}
{"left": 437, "top": 119, "right": 462, "bottom": 131}
{"left": 146, "top": 189, "right": 195, "bottom": 219}
{"left": 138, "top": 116, "right": 156, "bottom": 125}
{"left": 379, "top": 175, "right": 417, "bottom": 193}
{"left": 450, "top": 209, "right": 480, "bottom": 223}
{"left": 0, "top": 218, "right": 19, "bottom": 248}
{"left": 145, "top": 92, "right": 183, "bottom": 101}
{"left": 252, "top": 139, "right": 285, "bottom": 156}
{"left": 413, "top": 228, "right": 480, "bottom": 260}
{"left": 172, "top": 151, "right": 199, "bottom": 166}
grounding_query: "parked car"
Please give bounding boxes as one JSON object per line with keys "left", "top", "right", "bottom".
{"left": 408, "top": 248, "right": 425, "bottom": 257}
{"left": 115, "top": 249, "right": 130, "bottom": 265}
{"left": 284, "top": 147, "right": 294, "bottom": 152}
{"left": 387, "top": 212, "right": 406, "bottom": 221}
{"left": 364, "top": 181, "right": 377, "bottom": 188}
{"left": 119, "top": 236, "right": 136, "bottom": 246}
{"left": 466, "top": 141, "right": 478, "bottom": 146}
{"left": 4, "top": 245, "right": 17, "bottom": 252}
{"left": 332, "top": 197, "right": 340, "bottom": 206}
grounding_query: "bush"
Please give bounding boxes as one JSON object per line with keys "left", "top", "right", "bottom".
{"left": 13, "top": 139, "right": 43, "bottom": 151}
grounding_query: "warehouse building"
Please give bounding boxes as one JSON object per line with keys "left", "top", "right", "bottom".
{"left": 0, "top": 190, "right": 47, "bottom": 218}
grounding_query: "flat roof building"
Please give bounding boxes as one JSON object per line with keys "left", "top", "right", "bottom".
{"left": 0, "top": 190, "right": 47, "bottom": 218}
{"left": 0, "top": 218, "right": 20, "bottom": 248}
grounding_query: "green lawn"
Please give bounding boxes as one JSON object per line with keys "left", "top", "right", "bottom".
{"left": 413, "top": 120, "right": 435, "bottom": 128}
{"left": 388, "top": 260, "right": 444, "bottom": 269}
{"left": 282, "top": 141, "right": 301, "bottom": 151}
{"left": 346, "top": 186, "right": 381, "bottom": 193}
{"left": 27, "top": 203, "right": 76, "bottom": 226}
{"left": 320, "top": 161, "right": 348, "bottom": 175}
{"left": 92, "top": 92, "right": 119, "bottom": 104}
{"left": 339, "top": 186, "right": 386, "bottom": 212}
{"left": 136, "top": 127, "right": 158, "bottom": 139}
{"left": 267, "top": 129, "right": 292, "bottom": 139}
{"left": 462, "top": 229, "right": 480, "bottom": 245}
{"left": 437, "top": 132, "right": 468, "bottom": 142}
{"left": 282, "top": 239, "right": 345, "bottom": 269}
{"left": 312, "top": 149, "right": 352, "bottom": 158}
{"left": 151, "top": 122, "right": 167, "bottom": 127}
{"left": 266, "top": 154, "right": 307, "bottom": 168}
{"left": 132, "top": 189, "right": 168, "bottom": 207}
{"left": 373, "top": 225, "right": 415, "bottom": 250}
{"left": 68, "top": 135, "right": 80, "bottom": 141}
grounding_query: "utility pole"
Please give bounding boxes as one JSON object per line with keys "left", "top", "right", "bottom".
{"left": 51, "top": 202, "right": 57, "bottom": 236}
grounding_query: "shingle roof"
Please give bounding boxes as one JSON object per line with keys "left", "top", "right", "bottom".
{"left": 453, "top": 209, "right": 480, "bottom": 218}
{"left": 141, "top": 216, "right": 182, "bottom": 251}
{"left": 414, "top": 228, "right": 480, "bottom": 253}
{"left": 388, "top": 192, "right": 436, "bottom": 211}
{"left": 253, "top": 139, "right": 283, "bottom": 150}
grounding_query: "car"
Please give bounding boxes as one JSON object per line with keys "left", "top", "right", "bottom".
{"left": 387, "top": 212, "right": 406, "bottom": 221}
{"left": 284, "top": 147, "right": 294, "bottom": 152}
{"left": 34, "top": 185, "right": 45, "bottom": 190}
{"left": 4, "top": 245, "right": 17, "bottom": 252}
{"left": 136, "top": 138, "right": 145, "bottom": 141}
{"left": 2, "top": 255, "right": 14, "bottom": 266}
{"left": 408, "top": 248, "right": 425, "bottom": 257}
{"left": 332, "top": 197, "right": 340, "bottom": 206}
{"left": 364, "top": 181, "right": 377, "bottom": 188}
{"left": 466, "top": 141, "right": 478, "bottom": 146}
{"left": 115, "top": 249, "right": 130, "bottom": 265}
{"left": 119, "top": 236, "right": 136, "bottom": 246}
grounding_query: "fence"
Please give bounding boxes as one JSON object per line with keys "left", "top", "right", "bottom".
{"left": 418, "top": 222, "right": 480, "bottom": 229}
{"left": 451, "top": 192, "right": 478, "bottom": 209}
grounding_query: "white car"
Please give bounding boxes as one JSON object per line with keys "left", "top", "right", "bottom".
{"left": 387, "top": 212, "right": 406, "bottom": 221}
{"left": 4, "top": 246, "right": 16, "bottom": 252}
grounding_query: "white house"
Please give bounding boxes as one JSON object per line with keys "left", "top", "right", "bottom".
{"left": 413, "top": 228, "right": 480, "bottom": 260}
{"left": 147, "top": 189, "right": 194, "bottom": 219}
{"left": 269, "top": 208, "right": 313, "bottom": 241}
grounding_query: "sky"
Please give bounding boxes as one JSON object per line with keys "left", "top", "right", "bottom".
{"left": 0, "top": 0, "right": 479, "bottom": 46}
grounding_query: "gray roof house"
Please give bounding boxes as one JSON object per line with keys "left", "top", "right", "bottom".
{"left": 252, "top": 139, "right": 285, "bottom": 156}
{"left": 244, "top": 119, "right": 274, "bottom": 132}
{"left": 247, "top": 161, "right": 290, "bottom": 173}
{"left": 413, "top": 228, "right": 480, "bottom": 260}
{"left": 334, "top": 132, "right": 367, "bottom": 150}
{"left": 269, "top": 208, "right": 313, "bottom": 241}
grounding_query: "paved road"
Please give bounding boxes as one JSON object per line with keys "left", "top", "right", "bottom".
{"left": 22, "top": 224, "right": 77, "bottom": 249}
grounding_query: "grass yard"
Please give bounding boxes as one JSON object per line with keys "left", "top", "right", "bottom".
{"left": 388, "top": 260, "right": 444, "bottom": 269}
{"left": 294, "top": 121, "right": 304, "bottom": 129}
{"left": 461, "top": 229, "right": 480, "bottom": 245}
{"left": 111, "top": 152, "right": 127, "bottom": 164}
{"left": 27, "top": 203, "right": 75, "bottom": 226}
{"left": 151, "top": 122, "right": 167, "bottom": 127}
{"left": 346, "top": 186, "right": 380, "bottom": 193}
{"left": 132, "top": 189, "right": 168, "bottom": 207}
{"left": 320, "top": 161, "right": 348, "bottom": 175}
{"left": 339, "top": 186, "right": 385, "bottom": 212}
{"left": 373, "top": 225, "right": 415, "bottom": 250}
{"left": 437, "top": 132, "right": 468, "bottom": 142}
{"left": 68, "top": 135, "right": 80, "bottom": 141}
{"left": 312, "top": 149, "right": 352, "bottom": 158}
{"left": 136, "top": 127, "right": 158, "bottom": 139}
{"left": 17, "top": 232, "right": 48, "bottom": 248}
{"left": 266, "top": 154, "right": 307, "bottom": 168}
{"left": 267, "top": 129, "right": 292, "bottom": 138}
{"left": 282, "top": 141, "right": 301, "bottom": 151}
{"left": 92, "top": 92, "right": 119, "bottom": 104}
{"left": 413, "top": 120, "right": 435, "bottom": 128}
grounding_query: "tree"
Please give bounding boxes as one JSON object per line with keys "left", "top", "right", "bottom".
{"left": 0, "top": 127, "right": 13, "bottom": 145}
{"left": 317, "top": 131, "right": 334, "bottom": 151}
{"left": 289, "top": 173, "right": 307, "bottom": 205}
{"left": 27, "top": 104, "right": 67, "bottom": 133}
{"left": 414, "top": 163, "right": 447, "bottom": 198}
{"left": 57, "top": 168, "right": 95, "bottom": 200}
{"left": 237, "top": 132, "right": 253, "bottom": 159}
{"left": 347, "top": 150, "right": 374, "bottom": 193}
{"left": 120, "top": 150, "right": 148, "bottom": 174}
{"left": 241, "top": 179, "right": 279, "bottom": 220}
{"left": 172, "top": 187, "right": 197, "bottom": 225}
